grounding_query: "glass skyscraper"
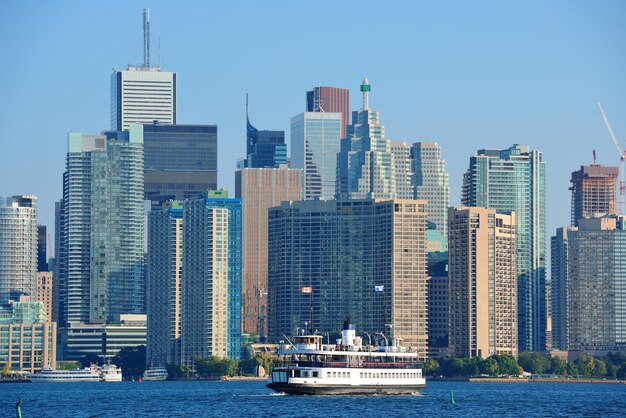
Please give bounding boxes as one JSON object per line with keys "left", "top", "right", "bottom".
{"left": 181, "top": 191, "right": 242, "bottom": 362}
{"left": 306, "top": 86, "right": 350, "bottom": 139}
{"left": 411, "top": 142, "right": 450, "bottom": 246}
{"left": 462, "top": 144, "right": 546, "bottom": 352}
{"left": 291, "top": 112, "right": 342, "bottom": 200}
{"left": 143, "top": 123, "right": 218, "bottom": 210}
{"left": 57, "top": 126, "right": 145, "bottom": 326}
{"left": 244, "top": 106, "right": 287, "bottom": 169}
{"left": 0, "top": 195, "right": 38, "bottom": 304}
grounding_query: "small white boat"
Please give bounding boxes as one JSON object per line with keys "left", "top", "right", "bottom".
{"left": 142, "top": 367, "right": 168, "bottom": 381}
{"left": 26, "top": 365, "right": 100, "bottom": 383}
{"left": 100, "top": 363, "right": 123, "bottom": 382}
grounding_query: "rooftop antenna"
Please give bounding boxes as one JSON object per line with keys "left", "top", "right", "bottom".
{"left": 314, "top": 66, "right": 324, "bottom": 112}
{"left": 245, "top": 93, "right": 249, "bottom": 122}
{"left": 360, "top": 76, "right": 371, "bottom": 110}
{"left": 143, "top": 8, "right": 151, "bottom": 68}
{"left": 158, "top": 35, "right": 161, "bottom": 69}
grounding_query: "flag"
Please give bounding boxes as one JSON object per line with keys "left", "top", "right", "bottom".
{"left": 374, "top": 285, "right": 384, "bottom": 292}
{"left": 301, "top": 287, "right": 312, "bottom": 294}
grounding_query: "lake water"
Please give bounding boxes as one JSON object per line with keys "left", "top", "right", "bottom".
{"left": 1, "top": 380, "right": 625, "bottom": 417}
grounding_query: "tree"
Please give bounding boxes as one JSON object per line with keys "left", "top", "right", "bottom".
{"left": 482, "top": 357, "right": 499, "bottom": 376}
{"left": 549, "top": 356, "right": 567, "bottom": 376}
{"left": 112, "top": 345, "right": 146, "bottom": 378}
{"left": 255, "top": 353, "right": 276, "bottom": 375}
{"left": 518, "top": 352, "right": 550, "bottom": 374}
{"left": 424, "top": 358, "right": 440, "bottom": 375}
{"left": 2, "top": 363, "right": 11, "bottom": 377}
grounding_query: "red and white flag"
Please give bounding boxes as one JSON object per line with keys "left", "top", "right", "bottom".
{"left": 301, "top": 287, "right": 313, "bottom": 294}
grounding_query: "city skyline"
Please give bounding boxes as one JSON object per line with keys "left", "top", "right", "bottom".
{"left": 1, "top": 1, "right": 626, "bottom": 258}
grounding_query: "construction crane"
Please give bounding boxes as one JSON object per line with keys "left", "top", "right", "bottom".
{"left": 598, "top": 102, "right": 626, "bottom": 215}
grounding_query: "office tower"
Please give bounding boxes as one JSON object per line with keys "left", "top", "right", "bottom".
{"left": 111, "top": 67, "right": 176, "bottom": 131}
{"left": 181, "top": 191, "right": 242, "bottom": 362}
{"left": 550, "top": 226, "right": 575, "bottom": 351}
{"left": 235, "top": 167, "right": 302, "bottom": 338}
{"left": 37, "top": 225, "right": 48, "bottom": 272}
{"left": 147, "top": 201, "right": 183, "bottom": 367}
{"left": 143, "top": 123, "right": 218, "bottom": 210}
{"left": 0, "top": 300, "right": 56, "bottom": 372}
{"left": 59, "top": 314, "right": 146, "bottom": 361}
{"left": 336, "top": 78, "right": 397, "bottom": 200}
{"left": 427, "top": 251, "right": 449, "bottom": 357}
{"left": 243, "top": 100, "right": 287, "bottom": 169}
{"left": 448, "top": 207, "right": 518, "bottom": 359}
{"left": 306, "top": 86, "right": 350, "bottom": 138}
{"left": 390, "top": 141, "right": 413, "bottom": 200}
{"left": 36, "top": 272, "right": 53, "bottom": 320}
{"left": 411, "top": 142, "right": 450, "bottom": 245}
{"left": 462, "top": 144, "right": 546, "bottom": 352}
{"left": 291, "top": 112, "right": 342, "bottom": 200}
{"left": 57, "top": 127, "right": 144, "bottom": 326}
{"left": 268, "top": 199, "right": 429, "bottom": 358}
{"left": 0, "top": 195, "right": 38, "bottom": 303}
{"left": 570, "top": 165, "right": 618, "bottom": 227}
{"left": 567, "top": 216, "right": 626, "bottom": 355}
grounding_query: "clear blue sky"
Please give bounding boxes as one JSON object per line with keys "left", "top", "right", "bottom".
{"left": 1, "top": 1, "right": 625, "bottom": 260}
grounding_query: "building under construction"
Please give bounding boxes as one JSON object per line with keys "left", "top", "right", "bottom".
{"left": 570, "top": 164, "right": 618, "bottom": 226}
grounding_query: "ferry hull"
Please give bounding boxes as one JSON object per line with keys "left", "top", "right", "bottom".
{"left": 266, "top": 382, "right": 425, "bottom": 395}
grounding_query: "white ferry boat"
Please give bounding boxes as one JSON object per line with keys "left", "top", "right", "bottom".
{"left": 99, "top": 363, "right": 123, "bottom": 382}
{"left": 142, "top": 367, "right": 168, "bottom": 381}
{"left": 267, "top": 318, "right": 426, "bottom": 395}
{"left": 26, "top": 365, "right": 101, "bottom": 383}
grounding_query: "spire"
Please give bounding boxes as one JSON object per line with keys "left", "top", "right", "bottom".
{"left": 360, "top": 76, "right": 371, "bottom": 110}
{"left": 143, "top": 8, "right": 151, "bottom": 68}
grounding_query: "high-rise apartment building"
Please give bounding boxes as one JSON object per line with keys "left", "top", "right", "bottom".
{"left": 448, "top": 207, "right": 518, "bottom": 359}
{"left": 0, "top": 195, "right": 38, "bottom": 304}
{"left": 569, "top": 164, "right": 618, "bottom": 227}
{"left": 244, "top": 103, "right": 287, "bottom": 169}
{"left": 291, "top": 112, "right": 342, "bottom": 200}
{"left": 111, "top": 66, "right": 177, "bottom": 131}
{"left": 147, "top": 201, "right": 183, "bottom": 367}
{"left": 143, "top": 123, "right": 218, "bottom": 210}
{"left": 306, "top": 86, "right": 350, "bottom": 138}
{"left": 550, "top": 226, "right": 576, "bottom": 351}
{"left": 268, "top": 199, "right": 429, "bottom": 358}
{"left": 411, "top": 142, "right": 450, "bottom": 245}
{"left": 462, "top": 144, "right": 546, "bottom": 352}
{"left": 427, "top": 251, "right": 449, "bottom": 357}
{"left": 336, "top": 79, "right": 399, "bottom": 200}
{"left": 567, "top": 216, "right": 626, "bottom": 355}
{"left": 181, "top": 191, "right": 242, "bottom": 362}
{"left": 57, "top": 127, "right": 144, "bottom": 326}
{"left": 36, "top": 271, "right": 53, "bottom": 321}
{"left": 390, "top": 141, "right": 414, "bottom": 200}
{"left": 235, "top": 167, "right": 302, "bottom": 338}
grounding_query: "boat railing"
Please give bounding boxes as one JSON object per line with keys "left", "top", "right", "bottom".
{"left": 284, "top": 361, "right": 422, "bottom": 369}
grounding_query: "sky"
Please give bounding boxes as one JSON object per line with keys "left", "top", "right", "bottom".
{"left": 1, "top": 1, "right": 626, "bottom": 263}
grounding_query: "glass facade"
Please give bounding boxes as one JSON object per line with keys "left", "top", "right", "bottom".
{"left": 462, "top": 144, "right": 546, "bottom": 352}
{"left": 291, "top": 112, "right": 342, "bottom": 200}
{"left": 245, "top": 118, "right": 287, "bottom": 168}
{"left": 58, "top": 128, "right": 145, "bottom": 326}
{"left": 143, "top": 123, "right": 218, "bottom": 210}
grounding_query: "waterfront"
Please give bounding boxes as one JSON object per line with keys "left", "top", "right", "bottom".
{"left": 1, "top": 380, "right": 625, "bottom": 417}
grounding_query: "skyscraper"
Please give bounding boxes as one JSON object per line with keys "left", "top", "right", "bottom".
{"left": 569, "top": 164, "right": 618, "bottom": 227}
{"left": 57, "top": 127, "right": 144, "bottom": 326}
{"left": 235, "top": 167, "right": 302, "bottom": 338}
{"left": 462, "top": 144, "right": 546, "bottom": 352}
{"left": 181, "top": 191, "right": 242, "bottom": 362}
{"left": 448, "top": 207, "right": 518, "bottom": 359}
{"left": 268, "top": 199, "right": 429, "bottom": 358}
{"left": 411, "top": 142, "right": 450, "bottom": 245}
{"left": 244, "top": 99, "right": 287, "bottom": 169}
{"left": 567, "top": 216, "right": 626, "bottom": 355}
{"left": 390, "top": 141, "right": 413, "bottom": 200}
{"left": 0, "top": 195, "right": 38, "bottom": 303}
{"left": 336, "top": 78, "right": 398, "bottom": 200}
{"left": 147, "top": 201, "right": 183, "bottom": 367}
{"left": 143, "top": 123, "right": 218, "bottom": 210}
{"left": 306, "top": 86, "right": 350, "bottom": 139}
{"left": 111, "top": 66, "right": 177, "bottom": 131}
{"left": 291, "top": 112, "right": 342, "bottom": 200}
{"left": 550, "top": 226, "right": 575, "bottom": 351}
{"left": 37, "top": 225, "right": 48, "bottom": 272}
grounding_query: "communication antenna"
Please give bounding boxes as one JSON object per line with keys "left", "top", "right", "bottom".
{"left": 314, "top": 66, "right": 324, "bottom": 112}
{"left": 143, "top": 8, "right": 151, "bottom": 68}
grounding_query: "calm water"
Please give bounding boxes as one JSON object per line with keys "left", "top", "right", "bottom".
{"left": 1, "top": 380, "right": 625, "bottom": 417}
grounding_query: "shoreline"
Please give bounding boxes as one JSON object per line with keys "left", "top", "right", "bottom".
{"left": 430, "top": 376, "right": 626, "bottom": 385}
